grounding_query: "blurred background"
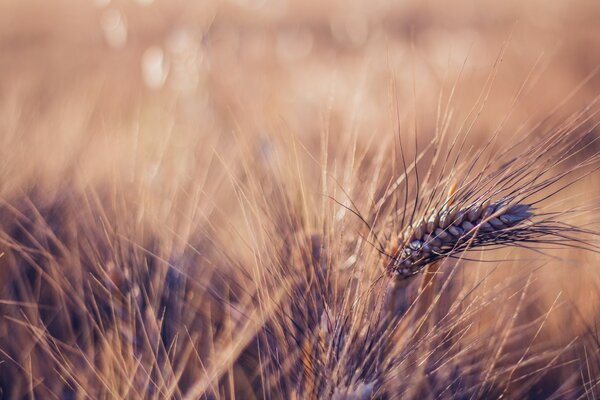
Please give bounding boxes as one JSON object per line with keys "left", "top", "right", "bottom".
{"left": 2, "top": 0, "right": 600, "bottom": 193}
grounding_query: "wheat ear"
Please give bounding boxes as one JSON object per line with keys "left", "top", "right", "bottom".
{"left": 385, "top": 198, "right": 533, "bottom": 279}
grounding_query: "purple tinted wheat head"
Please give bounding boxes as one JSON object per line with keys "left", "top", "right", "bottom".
{"left": 377, "top": 103, "right": 600, "bottom": 282}
{"left": 385, "top": 199, "right": 533, "bottom": 279}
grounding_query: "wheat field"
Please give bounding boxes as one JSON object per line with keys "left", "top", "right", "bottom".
{"left": 1, "top": 0, "right": 600, "bottom": 399}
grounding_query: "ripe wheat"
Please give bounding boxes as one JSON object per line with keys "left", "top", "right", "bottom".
{"left": 385, "top": 199, "right": 533, "bottom": 278}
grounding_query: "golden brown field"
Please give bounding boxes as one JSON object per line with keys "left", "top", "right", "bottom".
{"left": 1, "top": 0, "right": 600, "bottom": 399}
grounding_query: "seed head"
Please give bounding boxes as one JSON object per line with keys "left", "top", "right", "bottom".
{"left": 385, "top": 199, "right": 533, "bottom": 279}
